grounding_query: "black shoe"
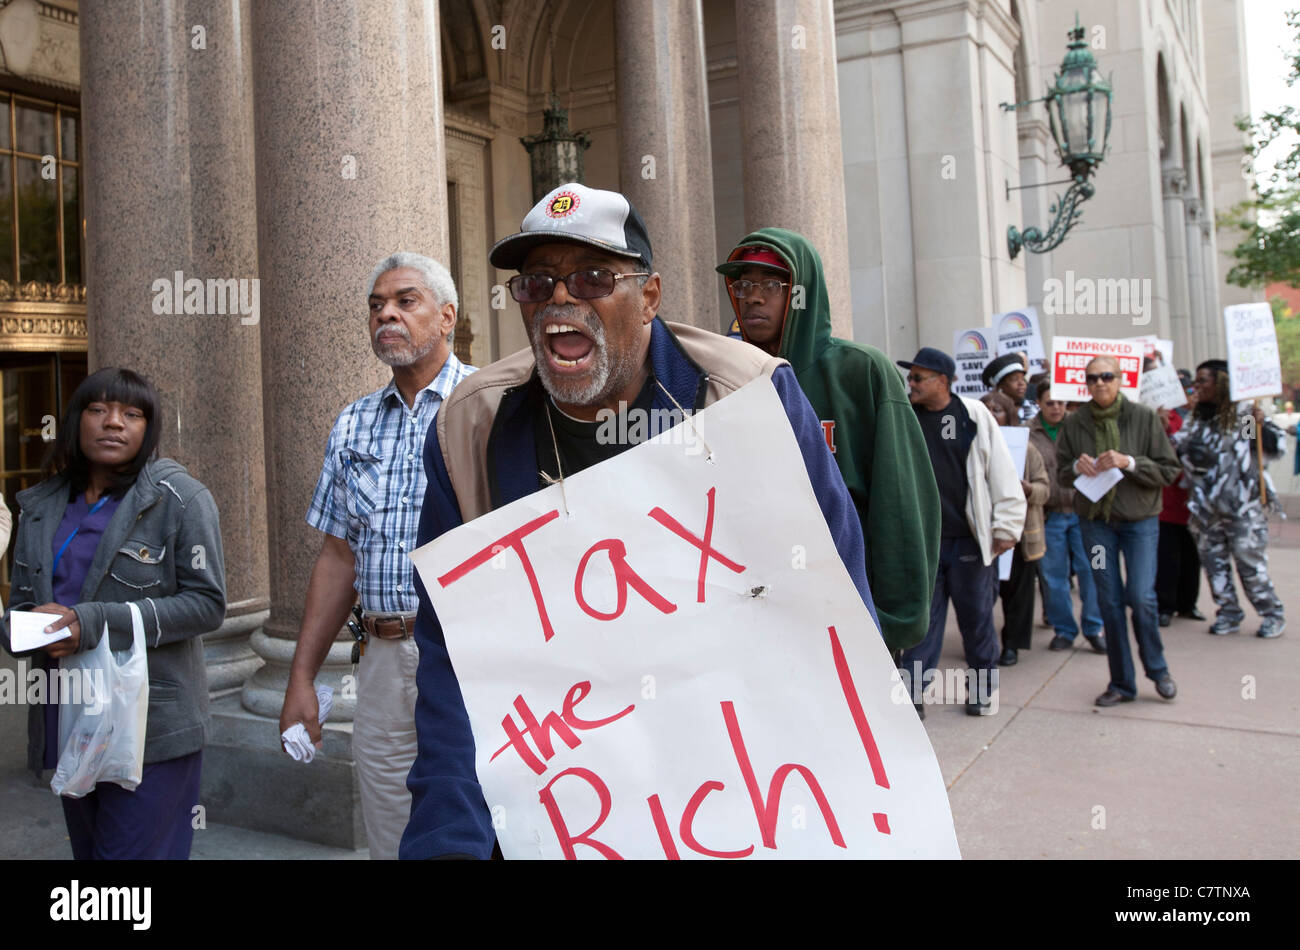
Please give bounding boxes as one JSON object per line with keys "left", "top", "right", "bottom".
{"left": 1178, "top": 608, "right": 1206, "bottom": 621}
{"left": 1049, "top": 635, "right": 1073, "bottom": 651}
{"left": 966, "top": 696, "right": 993, "bottom": 716}
{"left": 999, "top": 647, "right": 1018, "bottom": 666}
{"left": 1155, "top": 672, "right": 1177, "bottom": 700}
{"left": 1084, "top": 634, "right": 1107, "bottom": 654}
{"left": 914, "top": 702, "right": 926, "bottom": 721}
{"left": 1158, "top": 611, "right": 1172, "bottom": 627}
{"left": 1094, "top": 688, "right": 1134, "bottom": 707}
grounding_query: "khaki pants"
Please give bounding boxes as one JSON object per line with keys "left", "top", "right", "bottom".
{"left": 352, "top": 634, "right": 419, "bottom": 860}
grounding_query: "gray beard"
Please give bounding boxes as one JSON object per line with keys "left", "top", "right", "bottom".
{"left": 529, "top": 304, "right": 636, "bottom": 407}
{"left": 373, "top": 328, "right": 439, "bottom": 367}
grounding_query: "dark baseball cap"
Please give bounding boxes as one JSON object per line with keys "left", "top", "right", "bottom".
{"left": 716, "top": 246, "right": 790, "bottom": 278}
{"left": 897, "top": 347, "right": 956, "bottom": 379}
{"left": 489, "top": 182, "right": 654, "bottom": 271}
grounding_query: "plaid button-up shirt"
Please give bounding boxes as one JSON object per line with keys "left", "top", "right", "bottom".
{"left": 306, "top": 353, "right": 475, "bottom": 614}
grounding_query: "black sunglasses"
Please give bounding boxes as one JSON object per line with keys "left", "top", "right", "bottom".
{"left": 507, "top": 268, "right": 649, "bottom": 303}
{"left": 1085, "top": 372, "right": 1118, "bottom": 384}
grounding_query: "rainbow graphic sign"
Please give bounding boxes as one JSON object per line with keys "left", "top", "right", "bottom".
{"left": 994, "top": 307, "right": 1047, "bottom": 376}
{"left": 952, "top": 326, "right": 994, "bottom": 397}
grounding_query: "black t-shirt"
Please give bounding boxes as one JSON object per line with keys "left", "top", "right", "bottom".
{"left": 914, "top": 395, "right": 976, "bottom": 538}
{"left": 534, "top": 374, "right": 657, "bottom": 483}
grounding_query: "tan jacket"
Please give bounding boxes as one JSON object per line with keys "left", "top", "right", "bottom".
{"left": 1019, "top": 442, "right": 1049, "bottom": 562}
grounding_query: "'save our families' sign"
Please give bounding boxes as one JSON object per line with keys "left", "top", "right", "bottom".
{"left": 410, "top": 379, "right": 960, "bottom": 860}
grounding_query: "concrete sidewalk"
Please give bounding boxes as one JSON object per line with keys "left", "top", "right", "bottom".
{"left": 2, "top": 508, "right": 1296, "bottom": 860}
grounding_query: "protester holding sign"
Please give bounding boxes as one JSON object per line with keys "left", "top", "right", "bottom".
{"left": 980, "top": 391, "right": 1048, "bottom": 667}
{"left": 1057, "top": 356, "right": 1181, "bottom": 707}
{"left": 716, "top": 229, "right": 940, "bottom": 653}
{"left": 399, "top": 183, "right": 879, "bottom": 859}
{"left": 1173, "top": 361, "right": 1286, "bottom": 639}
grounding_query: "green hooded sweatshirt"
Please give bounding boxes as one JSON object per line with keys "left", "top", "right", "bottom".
{"left": 719, "top": 227, "right": 940, "bottom": 651}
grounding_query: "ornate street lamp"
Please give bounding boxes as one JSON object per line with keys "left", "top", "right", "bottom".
{"left": 1002, "top": 14, "right": 1113, "bottom": 259}
{"left": 520, "top": 94, "right": 592, "bottom": 204}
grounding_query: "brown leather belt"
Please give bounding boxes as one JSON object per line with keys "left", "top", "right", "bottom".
{"left": 360, "top": 614, "right": 417, "bottom": 640}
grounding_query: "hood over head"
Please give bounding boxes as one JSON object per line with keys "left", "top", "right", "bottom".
{"left": 717, "top": 227, "right": 832, "bottom": 373}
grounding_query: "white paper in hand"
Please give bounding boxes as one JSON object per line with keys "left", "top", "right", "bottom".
{"left": 1074, "top": 468, "right": 1123, "bottom": 503}
{"left": 8, "top": 609, "right": 71, "bottom": 652}
{"left": 282, "top": 685, "right": 335, "bottom": 764}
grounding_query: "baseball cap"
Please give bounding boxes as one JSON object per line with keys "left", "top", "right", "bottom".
{"left": 897, "top": 347, "right": 957, "bottom": 379}
{"left": 716, "top": 246, "right": 790, "bottom": 278}
{"left": 489, "top": 182, "right": 654, "bottom": 271}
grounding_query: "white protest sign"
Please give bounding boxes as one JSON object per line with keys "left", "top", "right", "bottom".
{"left": 1139, "top": 363, "right": 1188, "bottom": 410}
{"left": 1225, "top": 302, "right": 1283, "bottom": 401}
{"left": 410, "top": 379, "right": 960, "bottom": 860}
{"left": 954, "top": 328, "right": 994, "bottom": 398}
{"left": 997, "top": 426, "right": 1030, "bottom": 581}
{"left": 1156, "top": 338, "right": 1174, "bottom": 368}
{"left": 1049, "top": 336, "right": 1143, "bottom": 403}
{"left": 994, "top": 307, "right": 1048, "bottom": 377}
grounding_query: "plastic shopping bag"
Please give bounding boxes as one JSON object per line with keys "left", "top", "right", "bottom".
{"left": 51, "top": 602, "right": 150, "bottom": 798}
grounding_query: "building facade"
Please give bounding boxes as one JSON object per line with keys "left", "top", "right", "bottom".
{"left": 0, "top": 0, "right": 1261, "bottom": 846}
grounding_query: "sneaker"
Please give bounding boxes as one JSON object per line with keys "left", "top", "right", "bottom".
{"left": 1049, "top": 635, "right": 1073, "bottom": 651}
{"left": 1209, "top": 618, "right": 1241, "bottom": 636}
{"left": 1258, "top": 617, "right": 1287, "bottom": 639}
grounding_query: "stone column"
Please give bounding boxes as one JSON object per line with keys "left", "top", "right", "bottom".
{"left": 1161, "top": 168, "right": 1193, "bottom": 365}
{"left": 1199, "top": 220, "right": 1223, "bottom": 358}
{"left": 239, "top": 0, "right": 447, "bottom": 848}
{"left": 734, "top": 0, "right": 853, "bottom": 339}
{"left": 615, "top": 0, "right": 719, "bottom": 331}
{"left": 1183, "top": 197, "right": 1206, "bottom": 367}
{"left": 80, "top": 1, "right": 269, "bottom": 698}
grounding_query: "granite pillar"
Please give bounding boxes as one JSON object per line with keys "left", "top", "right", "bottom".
{"left": 734, "top": 0, "right": 854, "bottom": 339}
{"left": 615, "top": 0, "right": 719, "bottom": 331}
{"left": 80, "top": 1, "right": 269, "bottom": 698}
{"left": 1199, "top": 220, "right": 1223, "bottom": 359}
{"left": 242, "top": 0, "right": 448, "bottom": 847}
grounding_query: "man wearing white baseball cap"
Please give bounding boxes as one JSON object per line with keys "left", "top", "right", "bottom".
{"left": 398, "top": 182, "right": 881, "bottom": 859}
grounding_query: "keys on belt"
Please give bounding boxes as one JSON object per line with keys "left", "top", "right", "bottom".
{"left": 346, "top": 607, "right": 417, "bottom": 665}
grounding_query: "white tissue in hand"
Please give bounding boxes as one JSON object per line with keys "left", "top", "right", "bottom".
{"left": 282, "top": 685, "right": 335, "bottom": 764}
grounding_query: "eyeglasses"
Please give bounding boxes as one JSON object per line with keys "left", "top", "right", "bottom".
{"left": 907, "top": 373, "right": 939, "bottom": 384}
{"left": 1085, "top": 372, "right": 1118, "bottom": 385}
{"left": 507, "top": 269, "right": 650, "bottom": 303}
{"left": 729, "top": 278, "right": 789, "bottom": 299}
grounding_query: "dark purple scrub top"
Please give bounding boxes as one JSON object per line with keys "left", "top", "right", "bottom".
{"left": 42, "top": 491, "right": 123, "bottom": 769}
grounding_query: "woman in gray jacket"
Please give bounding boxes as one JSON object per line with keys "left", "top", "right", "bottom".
{"left": 2, "top": 367, "right": 226, "bottom": 859}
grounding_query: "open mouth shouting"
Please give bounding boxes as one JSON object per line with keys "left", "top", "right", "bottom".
{"left": 536, "top": 310, "right": 604, "bottom": 377}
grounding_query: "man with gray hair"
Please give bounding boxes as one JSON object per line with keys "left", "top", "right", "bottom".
{"left": 278, "top": 251, "right": 475, "bottom": 858}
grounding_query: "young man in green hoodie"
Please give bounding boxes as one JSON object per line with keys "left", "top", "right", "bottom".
{"left": 718, "top": 228, "right": 940, "bottom": 653}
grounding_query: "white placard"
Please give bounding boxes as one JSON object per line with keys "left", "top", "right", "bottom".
{"left": 994, "top": 307, "right": 1048, "bottom": 377}
{"left": 953, "top": 327, "right": 994, "bottom": 398}
{"left": 410, "top": 379, "right": 960, "bottom": 860}
{"left": 7, "top": 609, "right": 70, "bottom": 652}
{"left": 997, "top": 426, "right": 1030, "bottom": 581}
{"left": 1225, "top": 303, "right": 1283, "bottom": 401}
{"left": 1049, "top": 336, "right": 1143, "bottom": 403}
{"left": 1139, "top": 363, "right": 1188, "bottom": 410}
